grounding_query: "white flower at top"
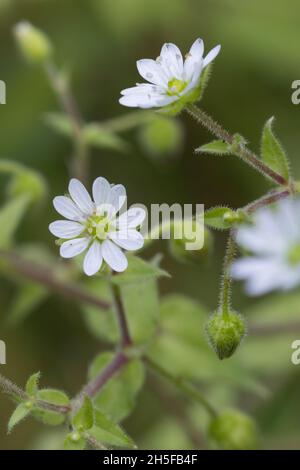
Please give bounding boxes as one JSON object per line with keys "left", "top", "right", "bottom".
{"left": 119, "top": 38, "right": 221, "bottom": 111}
{"left": 49, "top": 177, "right": 146, "bottom": 275}
{"left": 231, "top": 198, "right": 300, "bottom": 296}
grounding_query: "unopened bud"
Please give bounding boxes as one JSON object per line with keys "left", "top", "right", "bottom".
{"left": 139, "top": 116, "right": 183, "bottom": 160}
{"left": 205, "top": 310, "right": 246, "bottom": 359}
{"left": 208, "top": 409, "right": 259, "bottom": 450}
{"left": 14, "top": 21, "right": 52, "bottom": 64}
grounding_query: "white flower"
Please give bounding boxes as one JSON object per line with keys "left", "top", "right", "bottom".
{"left": 231, "top": 198, "right": 300, "bottom": 296}
{"left": 49, "top": 177, "right": 146, "bottom": 275}
{"left": 119, "top": 38, "right": 221, "bottom": 110}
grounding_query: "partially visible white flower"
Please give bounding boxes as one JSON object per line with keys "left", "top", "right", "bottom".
{"left": 119, "top": 38, "right": 221, "bottom": 111}
{"left": 231, "top": 198, "right": 300, "bottom": 296}
{"left": 49, "top": 177, "right": 146, "bottom": 275}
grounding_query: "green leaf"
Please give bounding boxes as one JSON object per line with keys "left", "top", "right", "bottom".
{"left": 88, "top": 352, "right": 145, "bottom": 422}
{"left": 111, "top": 255, "right": 169, "bottom": 286}
{"left": 204, "top": 207, "right": 236, "bottom": 230}
{"left": 196, "top": 140, "right": 230, "bottom": 156}
{"left": 261, "top": 117, "right": 289, "bottom": 181}
{"left": 8, "top": 282, "right": 47, "bottom": 325}
{"left": 8, "top": 403, "right": 31, "bottom": 433}
{"left": 0, "top": 195, "right": 30, "bottom": 248}
{"left": 0, "top": 159, "right": 47, "bottom": 202}
{"left": 83, "top": 123, "right": 128, "bottom": 152}
{"left": 81, "top": 278, "right": 118, "bottom": 343}
{"left": 72, "top": 396, "right": 94, "bottom": 431}
{"left": 87, "top": 408, "right": 136, "bottom": 449}
{"left": 25, "top": 372, "right": 40, "bottom": 396}
{"left": 33, "top": 389, "right": 69, "bottom": 426}
{"left": 121, "top": 279, "right": 160, "bottom": 345}
{"left": 64, "top": 432, "right": 86, "bottom": 450}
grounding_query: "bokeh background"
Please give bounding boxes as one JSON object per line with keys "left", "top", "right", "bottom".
{"left": 0, "top": 0, "right": 300, "bottom": 449}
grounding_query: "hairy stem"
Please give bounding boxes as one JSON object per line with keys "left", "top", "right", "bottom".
{"left": 219, "top": 230, "right": 236, "bottom": 317}
{"left": 0, "top": 250, "right": 110, "bottom": 311}
{"left": 45, "top": 62, "right": 88, "bottom": 182}
{"left": 244, "top": 189, "right": 291, "bottom": 213}
{"left": 146, "top": 358, "right": 217, "bottom": 419}
{"left": 186, "top": 104, "right": 288, "bottom": 186}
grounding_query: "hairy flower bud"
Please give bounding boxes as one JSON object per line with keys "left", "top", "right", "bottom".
{"left": 139, "top": 116, "right": 183, "bottom": 160}
{"left": 205, "top": 310, "right": 246, "bottom": 359}
{"left": 208, "top": 409, "right": 259, "bottom": 450}
{"left": 14, "top": 22, "right": 52, "bottom": 64}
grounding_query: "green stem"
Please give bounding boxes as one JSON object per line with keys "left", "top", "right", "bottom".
{"left": 111, "top": 273, "right": 132, "bottom": 348}
{"left": 146, "top": 358, "right": 217, "bottom": 418}
{"left": 219, "top": 230, "right": 236, "bottom": 318}
{"left": 186, "top": 104, "right": 288, "bottom": 186}
{"left": 44, "top": 62, "right": 88, "bottom": 182}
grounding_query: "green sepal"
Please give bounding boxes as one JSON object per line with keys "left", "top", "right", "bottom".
{"left": 204, "top": 207, "right": 243, "bottom": 230}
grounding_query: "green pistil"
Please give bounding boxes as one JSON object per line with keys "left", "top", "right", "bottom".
{"left": 86, "top": 214, "right": 111, "bottom": 241}
{"left": 287, "top": 243, "right": 300, "bottom": 266}
{"left": 167, "top": 78, "right": 187, "bottom": 96}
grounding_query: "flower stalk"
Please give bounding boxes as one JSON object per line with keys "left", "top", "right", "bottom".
{"left": 186, "top": 104, "right": 288, "bottom": 187}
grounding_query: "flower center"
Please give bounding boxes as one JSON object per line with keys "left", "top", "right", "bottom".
{"left": 167, "top": 78, "right": 187, "bottom": 95}
{"left": 287, "top": 243, "right": 300, "bottom": 266}
{"left": 86, "top": 214, "right": 111, "bottom": 241}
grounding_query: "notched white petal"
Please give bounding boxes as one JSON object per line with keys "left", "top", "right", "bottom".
{"left": 109, "top": 229, "right": 144, "bottom": 251}
{"left": 49, "top": 220, "right": 84, "bottom": 239}
{"left": 92, "top": 176, "right": 110, "bottom": 206}
{"left": 83, "top": 241, "right": 103, "bottom": 276}
{"left": 102, "top": 239, "right": 128, "bottom": 272}
{"left": 203, "top": 44, "right": 221, "bottom": 68}
{"left": 68, "top": 178, "right": 94, "bottom": 215}
{"left": 53, "top": 196, "right": 85, "bottom": 221}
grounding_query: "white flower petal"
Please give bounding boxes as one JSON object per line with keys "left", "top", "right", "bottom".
{"left": 49, "top": 220, "right": 84, "bottom": 239}
{"left": 184, "top": 38, "right": 204, "bottom": 82}
{"left": 83, "top": 240, "right": 103, "bottom": 276}
{"left": 116, "top": 207, "right": 146, "bottom": 229}
{"left": 136, "top": 59, "right": 168, "bottom": 87}
{"left": 109, "top": 229, "right": 144, "bottom": 251}
{"left": 119, "top": 90, "right": 175, "bottom": 109}
{"left": 53, "top": 196, "right": 85, "bottom": 221}
{"left": 106, "top": 184, "right": 127, "bottom": 217}
{"left": 160, "top": 43, "right": 184, "bottom": 79}
{"left": 60, "top": 237, "right": 89, "bottom": 259}
{"left": 102, "top": 239, "right": 128, "bottom": 272}
{"left": 92, "top": 177, "right": 111, "bottom": 206}
{"left": 68, "top": 178, "right": 94, "bottom": 215}
{"left": 203, "top": 44, "right": 221, "bottom": 68}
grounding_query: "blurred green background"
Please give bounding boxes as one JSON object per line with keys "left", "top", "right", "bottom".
{"left": 0, "top": 0, "right": 300, "bottom": 450}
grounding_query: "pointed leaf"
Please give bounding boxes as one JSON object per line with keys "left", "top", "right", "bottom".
{"left": 25, "top": 372, "right": 40, "bottom": 396}
{"left": 83, "top": 123, "right": 128, "bottom": 153}
{"left": 8, "top": 403, "right": 31, "bottom": 433}
{"left": 196, "top": 140, "right": 230, "bottom": 156}
{"left": 72, "top": 396, "right": 94, "bottom": 431}
{"left": 111, "top": 255, "right": 169, "bottom": 286}
{"left": 261, "top": 117, "right": 289, "bottom": 181}
{"left": 0, "top": 195, "right": 30, "bottom": 248}
{"left": 87, "top": 408, "right": 136, "bottom": 449}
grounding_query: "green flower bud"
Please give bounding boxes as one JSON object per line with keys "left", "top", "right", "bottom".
{"left": 139, "top": 116, "right": 183, "bottom": 160}
{"left": 14, "top": 22, "right": 52, "bottom": 64}
{"left": 208, "top": 409, "right": 259, "bottom": 450}
{"left": 205, "top": 310, "right": 246, "bottom": 359}
{"left": 169, "top": 221, "right": 213, "bottom": 264}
